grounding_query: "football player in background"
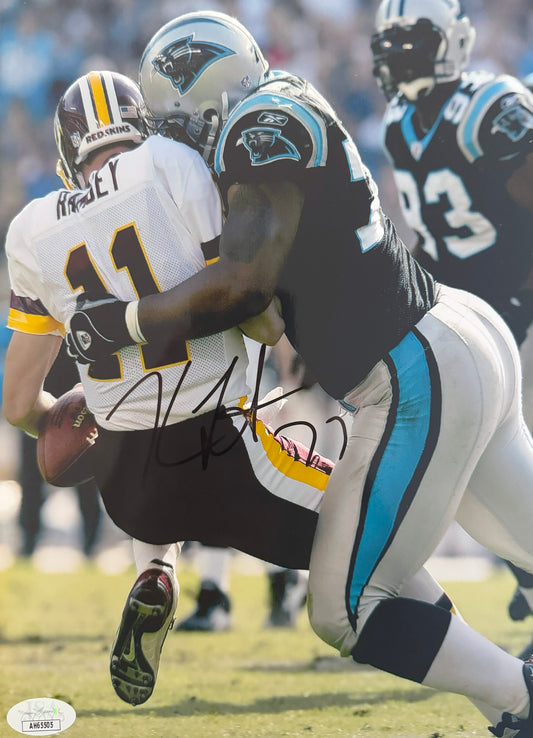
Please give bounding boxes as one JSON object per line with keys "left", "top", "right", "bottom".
{"left": 2, "top": 70, "right": 338, "bottom": 706}
{"left": 65, "top": 12, "right": 533, "bottom": 735}
{"left": 371, "top": 0, "right": 533, "bottom": 652}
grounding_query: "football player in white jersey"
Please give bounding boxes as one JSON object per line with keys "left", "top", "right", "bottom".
{"left": 2, "top": 70, "right": 337, "bottom": 707}
{"left": 65, "top": 13, "right": 533, "bottom": 735}
{"left": 371, "top": 0, "right": 533, "bottom": 651}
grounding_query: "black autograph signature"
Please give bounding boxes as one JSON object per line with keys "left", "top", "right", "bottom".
{"left": 105, "top": 344, "right": 348, "bottom": 477}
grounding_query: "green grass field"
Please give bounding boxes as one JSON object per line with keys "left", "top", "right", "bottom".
{"left": 1, "top": 560, "right": 532, "bottom": 738}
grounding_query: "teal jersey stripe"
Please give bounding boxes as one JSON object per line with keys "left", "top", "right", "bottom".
{"left": 460, "top": 79, "right": 512, "bottom": 161}
{"left": 400, "top": 102, "right": 448, "bottom": 155}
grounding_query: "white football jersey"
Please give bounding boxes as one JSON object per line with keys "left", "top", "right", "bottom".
{"left": 5, "top": 135, "right": 250, "bottom": 430}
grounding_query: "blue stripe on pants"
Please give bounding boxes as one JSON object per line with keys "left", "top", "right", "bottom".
{"left": 349, "top": 331, "right": 433, "bottom": 613}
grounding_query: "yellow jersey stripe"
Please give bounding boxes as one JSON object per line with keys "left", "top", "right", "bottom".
{"left": 253, "top": 416, "right": 330, "bottom": 490}
{"left": 88, "top": 71, "right": 110, "bottom": 125}
{"left": 7, "top": 308, "right": 64, "bottom": 335}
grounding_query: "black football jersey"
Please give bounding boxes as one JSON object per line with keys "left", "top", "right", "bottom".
{"left": 382, "top": 70, "right": 533, "bottom": 316}
{"left": 214, "top": 72, "right": 436, "bottom": 399}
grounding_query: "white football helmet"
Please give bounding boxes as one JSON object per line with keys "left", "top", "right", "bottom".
{"left": 139, "top": 11, "right": 269, "bottom": 164}
{"left": 371, "top": 0, "right": 476, "bottom": 101}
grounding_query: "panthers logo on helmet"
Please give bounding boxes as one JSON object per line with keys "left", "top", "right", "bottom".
{"left": 239, "top": 127, "right": 301, "bottom": 166}
{"left": 152, "top": 35, "right": 234, "bottom": 94}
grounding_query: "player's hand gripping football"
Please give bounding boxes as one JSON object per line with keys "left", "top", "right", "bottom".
{"left": 65, "top": 293, "right": 141, "bottom": 364}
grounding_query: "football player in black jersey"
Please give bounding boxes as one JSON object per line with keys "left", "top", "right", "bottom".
{"left": 372, "top": 0, "right": 533, "bottom": 344}
{"left": 371, "top": 0, "right": 533, "bottom": 652}
{"left": 66, "top": 11, "right": 533, "bottom": 735}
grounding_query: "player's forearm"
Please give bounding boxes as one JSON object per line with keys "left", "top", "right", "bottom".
{"left": 2, "top": 332, "right": 61, "bottom": 435}
{"left": 3, "top": 390, "right": 56, "bottom": 438}
{"left": 65, "top": 269, "right": 272, "bottom": 365}
{"left": 138, "top": 259, "right": 271, "bottom": 343}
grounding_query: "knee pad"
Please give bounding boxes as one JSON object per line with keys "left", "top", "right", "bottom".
{"left": 352, "top": 597, "right": 451, "bottom": 682}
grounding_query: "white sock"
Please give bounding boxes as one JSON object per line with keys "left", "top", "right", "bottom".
{"left": 264, "top": 562, "right": 286, "bottom": 575}
{"left": 263, "top": 563, "right": 309, "bottom": 582}
{"left": 423, "top": 614, "right": 529, "bottom": 719}
{"left": 197, "top": 547, "right": 231, "bottom": 592}
{"left": 132, "top": 539, "right": 181, "bottom": 576}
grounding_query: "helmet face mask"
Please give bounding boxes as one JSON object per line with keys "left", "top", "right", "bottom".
{"left": 371, "top": 20, "right": 445, "bottom": 101}
{"left": 139, "top": 11, "right": 269, "bottom": 165}
{"left": 372, "top": 0, "right": 476, "bottom": 102}
{"left": 54, "top": 71, "right": 148, "bottom": 189}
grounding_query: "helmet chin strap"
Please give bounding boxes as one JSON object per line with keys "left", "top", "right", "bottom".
{"left": 56, "top": 160, "right": 73, "bottom": 190}
{"left": 203, "top": 113, "right": 220, "bottom": 164}
{"left": 201, "top": 92, "right": 229, "bottom": 164}
{"left": 398, "top": 77, "right": 436, "bottom": 102}
{"left": 220, "top": 91, "right": 229, "bottom": 124}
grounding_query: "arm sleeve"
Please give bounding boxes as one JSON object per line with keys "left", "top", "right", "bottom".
{"left": 214, "top": 91, "right": 329, "bottom": 192}
{"left": 5, "top": 218, "right": 64, "bottom": 336}
{"left": 457, "top": 75, "right": 533, "bottom": 169}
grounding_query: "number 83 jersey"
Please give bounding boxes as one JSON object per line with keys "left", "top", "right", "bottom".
{"left": 5, "top": 136, "right": 250, "bottom": 430}
{"left": 382, "top": 70, "right": 533, "bottom": 313}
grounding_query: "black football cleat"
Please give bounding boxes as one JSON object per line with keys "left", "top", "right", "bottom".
{"left": 509, "top": 587, "right": 533, "bottom": 622}
{"left": 518, "top": 636, "right": 533, "bottom": 663}
{"left": 110, "top": 560, "right": 178, "bottom": 705}
{"left": 264, "top": 569, "right": 308, "bottom": 628}
{"left": 489, "top": 660, "right": 533, "bottom": 737}
{"left": 174, "top": 581, "right": 232, "bottom": 632}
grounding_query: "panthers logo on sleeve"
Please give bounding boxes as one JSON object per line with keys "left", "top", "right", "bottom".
{"left": 152, "top": 36, "right": 234, "bottom": 94}
{"left": 239, "top": 127, "right": 301, "bottom": 165}
{"left": 215, "top": 83, "right": 329, "bottom": 181}
{"left": 491, "top": 95, "right": 533, "bottom": 142}
{"left": 457, "top": 75, "right": 533, "bottom": 163}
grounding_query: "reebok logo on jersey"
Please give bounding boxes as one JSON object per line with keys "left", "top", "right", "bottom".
{"left": 410, "top": 141, "right": 423, "bottom": 161}
{"left": 238, "top": 127, "right": 301, "bottom": 166}
{"left": 257, "top": 112, "right": 289, "bottom": 126}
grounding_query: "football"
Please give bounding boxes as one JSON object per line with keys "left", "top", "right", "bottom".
{"left": 37, "top": 384, "right": 98, "bottom": 487}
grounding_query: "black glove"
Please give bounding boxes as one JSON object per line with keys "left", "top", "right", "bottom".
{"left": 65, "top": 293, "right": 134, "bottom": 364}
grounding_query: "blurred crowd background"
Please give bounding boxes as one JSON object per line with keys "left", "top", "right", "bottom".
{"left": 1, "top": 0, "right": 533, "bottom": 570}
{"left": 3, "top": 0, "right": 533, "bottom": 261}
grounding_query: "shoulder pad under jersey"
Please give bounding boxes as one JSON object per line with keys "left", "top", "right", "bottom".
{"left": 457, "top": 74, "right": 533, "bottom": 163}
{"left": 214, "top": 82, "right": 329, "bottom": 179}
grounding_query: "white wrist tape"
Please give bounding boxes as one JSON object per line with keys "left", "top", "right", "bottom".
{"left": 125, "top": 301, "right": 146, "bottom": 343}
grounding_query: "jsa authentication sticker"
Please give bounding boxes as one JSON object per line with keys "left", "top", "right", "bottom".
{"left": 7, "top": 697, "right": 76, "bottom": 735}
